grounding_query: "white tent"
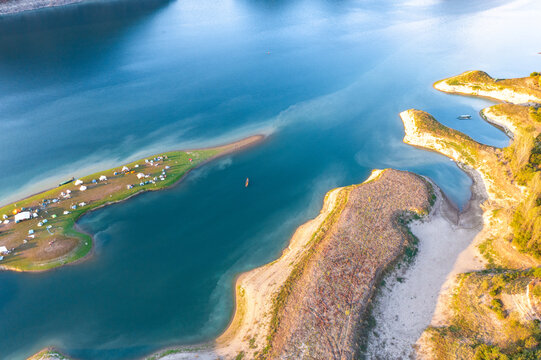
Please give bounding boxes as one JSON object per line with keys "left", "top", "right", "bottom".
{"left": 14, "top": 211, "right": 32, "bottom": 222}
{"left": 0, "top": 246, "right": 8, "bottom": 254}
{"left": 74, "top": 179, "right": 83, "bottom": 186}
{"left": 122, "top": 166, "right": 129, "bottom": 172}
{"left": 137, "top": 173, "right": 145, "bottom": 179}
{"left": 80, "top": 185, "right": 88, "bottom": 191}
{"left": 99, "top": 175, "right": 107, "bottom": 181}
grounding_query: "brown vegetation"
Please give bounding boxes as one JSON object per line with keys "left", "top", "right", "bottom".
{"left": 266, "top": 169, "right": 432, "bottom": 359}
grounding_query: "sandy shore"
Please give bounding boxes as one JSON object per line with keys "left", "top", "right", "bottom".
{"left": 149, "top": 187, "right": 345, "bottom": 360}
{"left": 433, "top": 72, "right": 541, "bottom": 105}
{"left": 365, "top": 173, "right": 486, "bottom": 359}
{"left": 363, "top": 110, "right": 500, "bottom": 359}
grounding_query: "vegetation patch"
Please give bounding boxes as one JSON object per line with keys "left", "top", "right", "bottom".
{"left": 264, "top": 170, "right": 432, "bottom": 359}
{"left": 0, "top": 136, "right": 261, "bottom": 271}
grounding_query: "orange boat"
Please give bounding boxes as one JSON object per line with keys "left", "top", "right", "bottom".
{"left": 245, "top": 177, "right": 249, "bottom": 187}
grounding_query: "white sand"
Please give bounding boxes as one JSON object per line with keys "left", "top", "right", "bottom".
{"left": 365, "top": 175, "right": 486, "bottom": 359}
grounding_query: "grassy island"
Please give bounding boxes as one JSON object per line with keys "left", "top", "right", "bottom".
{"left": 403, "top": 71, "right": 541, "bottom": 359}
{"left": 0, "top": 135, "right": 263, "bottom": 272}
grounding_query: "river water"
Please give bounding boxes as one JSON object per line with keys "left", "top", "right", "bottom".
{"left": 0, "top": 0, "right": 540, "bottom": 358}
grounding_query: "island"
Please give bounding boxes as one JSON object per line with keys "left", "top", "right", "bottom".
{"left": 0, "top": 135, "right": 263, "bottom": 272}
{"left": 404, "top": 71, "right": 541, "bottom": 359}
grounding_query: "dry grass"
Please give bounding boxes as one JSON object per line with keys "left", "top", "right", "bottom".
{"left": 266, "top": 170, "right": 432, "bottom": 359}
{"left": 411, "top": 73, "right": 541, "bottom": 359}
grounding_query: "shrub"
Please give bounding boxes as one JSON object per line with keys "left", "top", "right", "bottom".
{"left": 473, "top": 344, "right": 509, "bottom": 360}
{"left": 532, "top": 284, "right": 541, "bottom": 299}
{"left": 511, "top": 173, "right": 541, "bottom": 257}
{"left": 529, "top": 107, "right": 541, "bottom": 123}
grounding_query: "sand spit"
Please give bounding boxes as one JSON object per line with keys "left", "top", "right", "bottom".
{"left": 268, "top": 170, "right": 431, "bottom": 359}
{"left": 1, "top": 135, "right": 264, "bottom": 273}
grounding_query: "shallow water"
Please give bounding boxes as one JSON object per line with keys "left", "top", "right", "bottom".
{"left": 0, "top": 0, "right": 540, "bottom": 358}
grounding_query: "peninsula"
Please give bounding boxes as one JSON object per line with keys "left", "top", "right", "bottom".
{"left": 434, "top": 70, "right": 541, "bottom": 105}
{"left": 0, "top": 135, "right": 263, "bottom": 272}
{"left": 145, "top": 169, "right": 434, "bottom": 360}
{"left": 404, "top": 71, "right": 541, "bottom": 358}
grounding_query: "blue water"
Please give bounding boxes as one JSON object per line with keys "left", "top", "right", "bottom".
{"left": 0, "top": 0, "right": 540, "bottom": 358}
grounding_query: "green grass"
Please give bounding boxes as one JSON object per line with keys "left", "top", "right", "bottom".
{"left": 0, "top": 141, "right": 248, "bottom": 271}
{"left": 427, "top": 270, "right": 541, "bottom": 360}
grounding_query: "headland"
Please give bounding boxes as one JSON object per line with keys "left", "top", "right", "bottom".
{"left": 406, "top": 71, "right": 541, "bottom": 358}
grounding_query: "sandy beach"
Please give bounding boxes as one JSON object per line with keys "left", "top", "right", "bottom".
{"left": 365, "top": 174, "right": 486, "bottom": 359}
{"left": 148, "top": 169, "right": 434, "bottom": 360}
{"left": 149, "top": 187, "right": 345, "bottom": 359}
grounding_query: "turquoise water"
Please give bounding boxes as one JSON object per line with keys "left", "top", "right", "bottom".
{"left": 0, "top": 0, "right": 540, "bottom": 358}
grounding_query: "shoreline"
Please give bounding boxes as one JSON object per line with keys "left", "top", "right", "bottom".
{"left": 365, "top": 153, "right": 486, "bottom": 358}
{"left": 145, "top": 184, "right": 347, "bottom": 359}
{"left": 145, "top": 168, "right": 434, "bottom": 360}
{"left": 0, "top": 135, "right": 265, "bottom": 273}
{"left": 399, "top": 85, "right": 541, "bottom": 358}
{"left": 433, "top": 71, "right": 541, "bottom": 105}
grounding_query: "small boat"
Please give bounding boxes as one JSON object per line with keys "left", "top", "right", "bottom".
{"left": 245, "top": 178, "right": 249, "bottom": 187}
{"left": 58, "top": 177, "right": 75, "bottom": 187}
{"left": 457, "top": 115, "right": 472, "bottom": 120}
